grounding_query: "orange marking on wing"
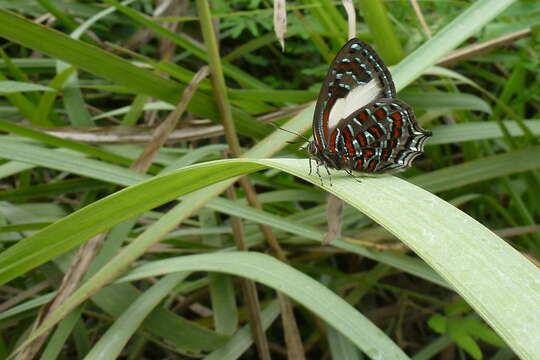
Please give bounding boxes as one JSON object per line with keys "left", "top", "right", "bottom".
{"left": 391, "top": 112, "right": 402, "bottom": 121}
{"left": 375, "top": 109, "right": 385, "bottom": 119}
{"left": 367, "top": 160, "right": 377, "bottom": 172}
{"left": 357, "top": 133, "right": 367, "bottom": 147}
{"left": 363, "top": 148, "right": 375, "bottom": 159}
{"left": 391, "top": 117, "right": 402, "bottom": 139}
{"left": 359, "top": 111, "right": 368, "bottom": 122}
{"left": 342, "top": 127, "right": 355, "bottom": 157}
{"left": 355, "top": 158, "right": 364, "bottom": 171}
{"left": 329, "top": 131, "right": 338, "bottom": 152}
{"left": 369, "top": 126, "right": 382, "bottom": 138}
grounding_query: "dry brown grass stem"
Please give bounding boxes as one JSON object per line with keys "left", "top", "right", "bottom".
{"left": 438, "top": 27, "right": 531, "bottom": 67}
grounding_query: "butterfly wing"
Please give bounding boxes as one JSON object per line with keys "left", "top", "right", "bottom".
{"left": 328, "top": 98, "right": 432, "bottom": 174}
{"left": 312, "top": 38, "right": 395, "bottom": 151}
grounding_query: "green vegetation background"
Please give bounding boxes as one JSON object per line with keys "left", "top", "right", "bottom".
{"left": 0, "top": 1, "right": 539, "bottom": 359}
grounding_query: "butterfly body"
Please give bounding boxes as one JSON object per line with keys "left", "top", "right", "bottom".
{"left": 308, "top": 38, "right": 431, "bottom": 175}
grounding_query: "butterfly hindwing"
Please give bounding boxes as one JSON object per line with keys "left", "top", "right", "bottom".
{"left": 327, "top": 98, "right": 431, "bottom": 174}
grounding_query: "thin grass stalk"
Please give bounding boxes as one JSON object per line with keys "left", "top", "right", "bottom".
{"left": 14, "top": 233, "right": 107, "bottom": 360}
{"left": 197, "top": 0, "right": 303, "bottom": 360}
{"left": 196, "top": 1, "right": 273, "bottom": 358}
{"left": 225, "top": 186, "right": 271, "bottom": 360}
{"left": 409, "top": 0, "right": 432, "bottom": 39}
{"left": 198, "top": 1, "right": 305, "bottom": 357}
{"left": 438, "top": 27, "right": 531, "bottom": 66}
{"left": 130, "top": 66, "right": 209, "bottom": 173}
{"left": 0, "top": 119, "right": 156, "bottom": 172}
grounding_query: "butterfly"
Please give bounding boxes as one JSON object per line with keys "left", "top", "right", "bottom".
{"left": 305, "top": 38, "right": 432, "bottom": 177}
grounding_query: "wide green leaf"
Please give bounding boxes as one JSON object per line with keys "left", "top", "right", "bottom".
{"left": 119, "top": 252, "right": 410, "bottom": 360}
{"left": 0, "top": 158, "right": 538, "bottom": 359}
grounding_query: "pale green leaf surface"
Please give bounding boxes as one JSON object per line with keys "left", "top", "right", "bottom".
{"left": 401, "top": 92, "right": 492, "bottom": 114}
{"left": 206, "top": 197, "right": 448, "bottom": 288}
{"left": 119, "top": 251, "right": 409, "bottom": 360}
{"left": 0, "top": 80, "right": 54, "bottom": 93}
{"left": 0, "top": 161, "right": 34, "bottom": 179}
{"left": 327, "top": 325, "right": 361, "bottom": 360}
{"left": 1, "top": 140, "right": 538, "bottom": 292}
{"left": 412, "top": 147, "right": 540, "bottom": 193}
{"left": 83, "top": 273, "right": 189, "bottom": 360}
{"left": 0, "top": 158, "right": 538, "bottom": 359}
{"left": 429, "top": 120, "right": 540, "bottom": 145}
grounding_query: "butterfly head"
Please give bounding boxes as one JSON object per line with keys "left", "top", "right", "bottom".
{"left": 304, "top": 140, "right": 319, "bottom": 158}
{"left": 304, "top": 140, "right": 342, "bottom": 170}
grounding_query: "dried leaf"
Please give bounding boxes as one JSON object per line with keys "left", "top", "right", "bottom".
{"left": 273, "top": 0, "right": 287, "bottom": 51}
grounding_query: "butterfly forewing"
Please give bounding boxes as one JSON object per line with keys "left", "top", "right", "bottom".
{"left": 313, "top": 39, "right": 396, "bottom": 150}
{"left": 310, "top": 38, "right": 431, "bottom": 175}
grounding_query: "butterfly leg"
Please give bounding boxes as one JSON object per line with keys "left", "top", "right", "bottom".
{"left": 315, "top": 162, "right": 325, "bottom": 186}
{"left": 344, "top": 168, "right": 362, "bottom": 184}
{"left": 342, "top": 156, "right": 362, "bottom": 184}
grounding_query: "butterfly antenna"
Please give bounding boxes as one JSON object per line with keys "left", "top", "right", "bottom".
{"left": 286, "top": 139, "right": 305, "bottom": 145}
{"left": 269, "top": 122, "right": 310, "bottom": 142}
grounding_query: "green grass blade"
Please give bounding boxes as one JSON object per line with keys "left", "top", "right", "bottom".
{"left": 401, "top": 92, "right": 492, "bottom": 114}
{"left": 0, "top": 81, "right": 53, "bottom": 93}
{"left": 428, "top": 120, "right": 540, "bottom": 145}
{"left": 0, "top": 9, "right": 269, "bottom": 138}
{"left": 119, "top": 252, "right": 410, "bottom": 360}
{"left": 357, "top": 0, "right": 404, "bottom": 64}
{"left": 83, "top": 273, "right": 190, "bottom": 360}
{"left": 412, "top": 147, "right": 540, "bottom": 193}
{"left": 0, "top": 124, "right": 155, "bottom": 174}
{"left": 393, "top": 0, "right": 518, "bottom": 90}
{"left": 100, "top": 0, "right": 268, "bottom": 90}
{"left": 32, "top": 66, "right": 75, "bottom": 126}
